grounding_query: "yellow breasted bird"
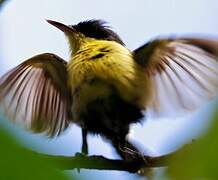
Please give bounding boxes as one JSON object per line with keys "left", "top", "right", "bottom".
{"left": 0, "top": 20, "right": 218, "bottom": 165}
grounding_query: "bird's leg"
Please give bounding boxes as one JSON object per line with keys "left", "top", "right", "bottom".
{"left": 112, "top": 138, "right": 148, "bottom": 172}
{"left": 81, "top": 128, "right": 88, "bottom": 155}
{"left": 75, "top": 128, "right": 88, "bottom": 157}
{"left": 116, "top": 139, "right": 154, "bottom": 176}
{"left": 115, "top": 140, "right": 145, "bottom": 161}
{"left": 75, "top": 128, "right": 88, "bottom": 173}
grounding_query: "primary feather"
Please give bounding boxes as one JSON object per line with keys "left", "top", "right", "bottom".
{"left": 134, "top": 38, "right": 218, "bottom": 117}
{"left": 0, "top": 53, "right": 71, "bottom": 136}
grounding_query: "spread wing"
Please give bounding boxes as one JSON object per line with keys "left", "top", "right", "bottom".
{"left": 0, "top": 53, "right": 72, "bottom": 136}
{"left": 134, "top": 37, "right": 218, "bottom": 117}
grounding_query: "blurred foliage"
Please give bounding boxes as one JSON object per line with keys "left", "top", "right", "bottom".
{"left": 0, "top": 0, "right": 8, "bottom": 9}
{"left": 167, "top": 106, "right": 218, "bottom": 179}
{"left": 0, "top": 119, "right": 72, "bottom": 180}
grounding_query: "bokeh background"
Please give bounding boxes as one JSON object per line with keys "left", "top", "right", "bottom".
{"left": 0, "top": 0, "right": 217, "bottom": 179}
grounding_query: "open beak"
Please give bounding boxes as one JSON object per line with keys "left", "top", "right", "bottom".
{"left": 46, "top": 19, "right": 77, "bottom": 34}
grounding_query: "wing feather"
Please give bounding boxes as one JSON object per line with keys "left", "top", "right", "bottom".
{"left": 134, "top": 38, "right": 218, "bottom": 117}
{"left": 0, "top": 53, "right": 71, "bottom": 136}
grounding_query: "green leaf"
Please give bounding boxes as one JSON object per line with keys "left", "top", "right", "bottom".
{"left": 167, "top": 107, "right": 218, "bottom": 179}
{"left": 0, "top": 119, "right": 72, "bottom": 180}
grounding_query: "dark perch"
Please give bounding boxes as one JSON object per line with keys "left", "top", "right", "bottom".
{"left": 33, "top": 145, "right": 189, "bottom": 173}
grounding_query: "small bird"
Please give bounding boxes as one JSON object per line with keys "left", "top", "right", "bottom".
{"left": 0, "top": 20, "right": 218, "bottom": 164}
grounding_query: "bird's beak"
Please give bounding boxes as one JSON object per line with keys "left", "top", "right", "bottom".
{"left": 46, "top": 19, "right": 82, "bottom": 56}
{"left": 46, "top": 19, "right": 77, "bottom": 34}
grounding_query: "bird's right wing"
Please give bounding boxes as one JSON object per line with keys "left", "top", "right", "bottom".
{"left": 133, "top": 37, "right": 218, "bottom": 117}
{"left": 0, "top": 53, "right": 72, "bottom": 136}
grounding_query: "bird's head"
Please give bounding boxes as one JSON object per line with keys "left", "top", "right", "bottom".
{"left": 47, "top": 19, "right": 124, "bottom": 55}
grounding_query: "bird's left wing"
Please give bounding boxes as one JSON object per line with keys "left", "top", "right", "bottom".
{"left": 0, "top": 53, "right": 72, "bottom": 136}
{"left": 133, "top": 37, "right": 218, "bottom": 117}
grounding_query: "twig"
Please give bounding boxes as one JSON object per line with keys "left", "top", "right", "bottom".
{"left": 31, "top": 142, "right": 193, "bottom": 173}
{"left": 34, "top": 151, "right": 179, "bottom": 173}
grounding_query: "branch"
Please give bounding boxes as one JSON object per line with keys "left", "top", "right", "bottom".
{"left": 35, "top": 150, "right": 181, "bottom": 173}
{"left": 32, "top": 142, "right": 193, "bottom": 173}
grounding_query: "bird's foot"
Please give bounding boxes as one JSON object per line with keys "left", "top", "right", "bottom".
{"left": 121, "top": 147, "right": 150, "bottom": 173}
{"left": 123, "top": 146, "right": 148, "bottom": 163}
{"left": 128, "top": 152, "right": 153, "bottom": 177}
{"left": 74, "top": 152, "right": 87, "bottom": 173}
{"left": 75, "top": 152, "right": 87, "bottom": 158}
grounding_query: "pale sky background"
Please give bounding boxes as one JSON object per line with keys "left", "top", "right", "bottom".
{"left": 0, "top": 0, "right": 218, "bottom": 180}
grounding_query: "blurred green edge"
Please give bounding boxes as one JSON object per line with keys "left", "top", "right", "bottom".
{"left": 167, "top": 106, "right": 218, "bottom": 179}
{"left": 0, "top": 119, "right": 72, "bottom": 180}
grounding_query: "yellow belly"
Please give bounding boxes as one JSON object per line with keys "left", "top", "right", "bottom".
{"left": 67, "top": 40, "right": 152, "bottom": 121}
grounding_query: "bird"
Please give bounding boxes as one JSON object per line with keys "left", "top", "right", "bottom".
{"left": 0, "top": 19, "right": 218, "bottom": 165}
